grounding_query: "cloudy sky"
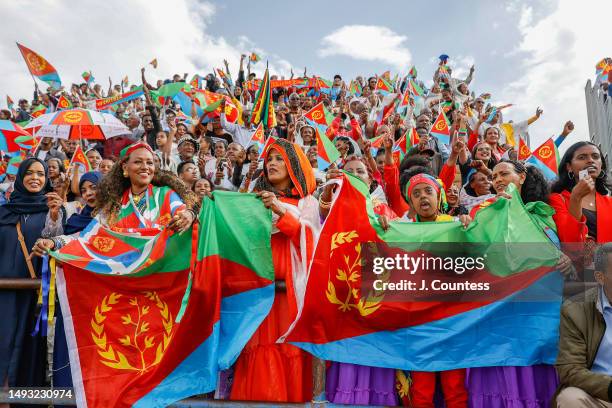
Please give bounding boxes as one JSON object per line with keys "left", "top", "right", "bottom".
{"left": 0, "top": 0, "right": 607, "bottom": 151}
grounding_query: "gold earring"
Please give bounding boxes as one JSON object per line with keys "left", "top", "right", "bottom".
{"left": 123, "top": 171, "right": 128, "bottom": 177}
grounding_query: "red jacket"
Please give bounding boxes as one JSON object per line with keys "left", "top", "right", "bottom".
{"left": 327, "top": 116, "right": 361, "bottom": 141}
{"left": 548, "top": 190, "right": 612, "bottom": 243}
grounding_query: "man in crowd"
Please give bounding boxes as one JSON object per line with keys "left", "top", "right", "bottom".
{"left": 33, "top": 137, "right": 67, "bottom": 162}
{"left": 556, "top": 244, "right": 612, "bottom": 407}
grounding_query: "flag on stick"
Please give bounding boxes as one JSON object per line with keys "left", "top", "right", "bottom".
{"left": 16, "top": 43, "right": 61, "bottom": 88}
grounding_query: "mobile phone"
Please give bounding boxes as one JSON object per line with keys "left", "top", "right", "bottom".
{"left": 579, "top": 169, "right": 590, "bottom": 180}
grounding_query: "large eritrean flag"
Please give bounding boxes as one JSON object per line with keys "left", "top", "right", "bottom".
{"left": 283, "top": 173, "right": 563, "bottom": 371}
{"left": 16, "top": 43, "right": 62, "bottom": 88}
{"left": 53, "top": 189, "right": 274, "bottom": 408}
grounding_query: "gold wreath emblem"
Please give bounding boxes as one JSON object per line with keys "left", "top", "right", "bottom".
{"left": 520, "top": 145, "right": 530, "bottom": 156}
{"left": 92, "top": 237, "right": 115, "bottom": 253}
{"left": 90, "top": 291, "right": 173, "bottom": 374}
{"left": 434, "top": 120, "right": 446, "bottom": 131}
{"left": 158, "top": 214, "right": 171, "bottom": 227}
{"left": 311, "top": 111, "right": 323, "bottom": 121}
{"left": 325, "top": 231, "right": 387, "bottom": 317}
{"left": 26, "top": 52, "right": 46, "bottom": 72}
{"left": 538, "top": 145, "right": 552, "bottom": 159}
{"left": 63, "top": 111, "right": 84, "bottom": 124}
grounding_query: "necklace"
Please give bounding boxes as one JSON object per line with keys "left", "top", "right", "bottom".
{"left": 130, "top": 188, "right": 149, "bottom": 217}
{"left": 131, "top": 189, "right": 146, "bottom": 204}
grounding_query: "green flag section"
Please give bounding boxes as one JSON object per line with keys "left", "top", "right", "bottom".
{"left": 284, "top": 174, "right": 563, "bottom": 371}
{"left": 53, "top": 190, "right": 275, "bottom": 407}
{"left": 197, "top": 191, "right": 275, "bottom": 368}
{"left": 198, "top": 192, "right": 273, "bottom": 280}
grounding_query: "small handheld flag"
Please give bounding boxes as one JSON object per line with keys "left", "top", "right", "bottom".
{"left": 250, "top": 52, "right": 261, "bottom": 64}
{"left": 31, "top": 104, "right": 47, "bottom": 119}
{"left": 527, "top": 138, "right": 559, "bottom": 181}
{"left": 258, "top": 135, "right": 277, "bottom": 160}
{"left": 7, "top": 151, "right": 27, "bottom": 175}
{"left": 56, "top": 95, "right": 73, "bottom": 110}
{"left": 249, "top": 123, "right": 265, "bottom": 155}
{"left": 6, "top": 96, "right": 14, "bottom": 111}
{"left": 392, "top": 133, "right": 407, "bottom": 166}
{"left": 375, "top": 77, "right": 393, "bottom": 95}
{"left": 122, "top": 76, "right": 129, "bottom": 88}
{"left": 81, "top": 71, "right": 94, "bottom": 84}
{"left": 430, "top": 111, "right": 451, "bottom": 145}
{"left": 408, "top": 66, "right": 417, "bottom": 78}
{"left": 313, "top": 126, "right": 341, "bottom": 170}
{"left": 518, "top": 137, "right": 532, "bottom": 161}
{"left": 408, "top": 79, "right": 424, "bottom": 97}
{"left": 69, "top": 144, "right": 93, "bottom": 178}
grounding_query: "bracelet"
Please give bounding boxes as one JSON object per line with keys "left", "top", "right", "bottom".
{"left": 186, "top": 208, "right": 198, "bottom": 222}
{"left": 319, "top": 196, "right": 332, "bottom": 209}
{"left": 51, "top": 236, "right": 66, "bottom": 250}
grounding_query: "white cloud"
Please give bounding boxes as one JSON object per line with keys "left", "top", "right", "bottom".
{"left": 498, "top": 0, "right": 604, "bottom": 150}
{"left": 450, "top": 55, "right": 476, "bottom": 82}
{"left": 0, "top": 0, "right": 293, "bottom": 105}
{"left": 318, "top": 25, "right": 412, "bottom": 69}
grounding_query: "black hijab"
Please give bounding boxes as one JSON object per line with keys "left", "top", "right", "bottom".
{"left": 64, "top": 171, "right": 101, "bottom": 235}
{"left": 0, "top": 157, "right": 52, "bottom": 226}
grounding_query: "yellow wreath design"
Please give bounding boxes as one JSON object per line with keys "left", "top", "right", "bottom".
{"left": 326, "top": 231, "right": 388, "bottom": 316}
{"left": 90, "top": 291, "right": 173, "bottom": 374}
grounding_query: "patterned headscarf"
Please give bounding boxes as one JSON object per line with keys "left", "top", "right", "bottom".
{"left": 119, "top": 142, "right": 153, "bottom": 159}
{"left": 255, "top": 138, "right": 316, "bottom": 198}
{"left": 404, "top": 173, "right": 448, "bottom": 213}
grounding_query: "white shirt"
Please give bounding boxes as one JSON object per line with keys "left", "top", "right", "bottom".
{"left": 220, "top": 113, "right": 256, "bottom": 148}
{"left": 204, "top": 158, "right": 236, "bottom": 191}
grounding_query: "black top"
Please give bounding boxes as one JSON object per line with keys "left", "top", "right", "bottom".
{"left": 583, "top": 208, "right": 597, "bottom": 240}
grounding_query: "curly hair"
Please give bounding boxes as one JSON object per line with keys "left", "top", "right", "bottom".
{"left": 399, "top": 155, "right": 431, "bottom": 174}
{"left": 97, "top": 157, "right": 198, "bottom": 225}
{"left": 551, "top": 141, "right": 611, "bottom": 195}
{"left": 496, "top": 159, "right": 550, "bottom": 203}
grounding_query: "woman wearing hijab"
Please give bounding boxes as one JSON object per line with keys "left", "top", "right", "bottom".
{"left": 32, "top": 171, "right": 101, "bottom": 390}
{"left": 230, "top": 138, "right": 321, "bottom": 403}
{"left": 0, "top": 158, "right": 52, "bottom": 391}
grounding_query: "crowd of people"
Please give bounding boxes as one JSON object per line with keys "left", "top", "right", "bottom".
{"left": 1, "top": 52, "right": 612, "bottom": 408}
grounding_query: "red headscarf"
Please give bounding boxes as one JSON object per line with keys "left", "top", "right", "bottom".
{"left": 258, "top": 138, "right": 316, "bottom": 198}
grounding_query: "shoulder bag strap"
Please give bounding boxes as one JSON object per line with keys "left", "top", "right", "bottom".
{"left": 16, "top": 221, "right": 37, "bottom": 279}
